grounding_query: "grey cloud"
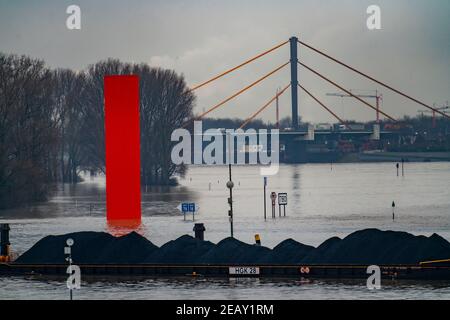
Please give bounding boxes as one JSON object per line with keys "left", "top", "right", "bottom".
{"left": 0, "top": 0, "right": 448, "bottom": 123}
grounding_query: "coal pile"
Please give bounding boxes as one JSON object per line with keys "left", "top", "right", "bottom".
{"left": 145, "top": 235, "right": 215, "bottom": 264}
{"left": 300, "top": 236, "right": 342, "bottom": 264}
{"left": 197, "top": 237, "right": 272, "bottom": 264}
{"left": 96, "top": 231, "right": 158, "bottom": 264}
{"left": 259, "top": 239, "right": 315, "bottom": 264}
{"left": 15, "top": 231, "right": 158, "bottom": 264}
{"left": 14, "top": 229, "right": 450, "bottom": 266}
{"left": 300, "top": 229, "right": 450, "bottom": 265}
{"left": 15, "top": 231, "right": 116, "bottom": 264}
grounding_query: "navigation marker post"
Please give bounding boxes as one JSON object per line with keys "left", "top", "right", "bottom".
{"left": 401, "top": 158, "right": 405, "bottom": 177}
{"left": 263, "top": 177, "right": 267, "bottom": 221}
{"left": 270, "top": 192, "right": 277, "bottom": 219}
{"left": 65, "top": 238, "right": 73, "bottom": 300}
{"left": 278, "top": 192, "right": 288, "bottom": 217}
{"left": 392, "top": 201, "right": 396, "bottom": 221}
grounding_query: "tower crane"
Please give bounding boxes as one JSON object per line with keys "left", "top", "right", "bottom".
{"left": 275, "top": 87, "right": 281, "bottom": 129}
{"left": 326, "top": 90, "right": 383, "bottom": 123}
{"left": 418, "top": 102, "right": 449, "bottom": 128}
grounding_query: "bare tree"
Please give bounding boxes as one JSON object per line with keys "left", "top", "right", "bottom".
{"left": 51, "top": 69, "right": 86, "bottom": 183}
{"left": 80, "top": 59, "right": 195, "bottom": 185}
{"left": 134, "top": 64, "right": 194, "bottom": 185}
{"left": 0, "top": 54, "right": 195, "bottom": 209}
{"left": 0, "top": 53, "right": 57, "bottom": 208}
{"left": 79, "top": 59, "right": 133, "bottom": 173}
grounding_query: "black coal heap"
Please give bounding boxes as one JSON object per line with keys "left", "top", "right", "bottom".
{"left": 15, "top": 229, "right": 450, "bottom": 265}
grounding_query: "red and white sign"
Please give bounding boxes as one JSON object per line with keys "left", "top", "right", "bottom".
{"left": 270, "top": 192, "right": 277, "bottom": 205}
{"left": 300, "top": 266, "right": 310, "bottom": 274}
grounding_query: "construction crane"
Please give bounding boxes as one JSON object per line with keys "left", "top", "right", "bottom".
{"left": 418, "top": 102, "right": 449, "bottom": 128}
{"left": 326, "top": 90, "right": 383, "bottom": 123}
{"left": 275, "top": 87, "right": 281, "bottom": 129}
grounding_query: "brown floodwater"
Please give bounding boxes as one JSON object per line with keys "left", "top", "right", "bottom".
{"left": 1, "top": 162, "right": 449, "bottom": 299}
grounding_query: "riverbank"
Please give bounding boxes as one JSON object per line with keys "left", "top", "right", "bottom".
{"left": 282, "top": 151, "right": 450, "bottom": 164}
{"left": 355, "top": 151, "right": 450, "bottom": 162}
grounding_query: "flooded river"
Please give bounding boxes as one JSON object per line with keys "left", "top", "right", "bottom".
{"left": 1, "top": 162, "right": 449, "bottom": 299}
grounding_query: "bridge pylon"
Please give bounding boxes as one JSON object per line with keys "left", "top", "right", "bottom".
{"left": 290, "top": 36, "right": 299, "bottom": 130}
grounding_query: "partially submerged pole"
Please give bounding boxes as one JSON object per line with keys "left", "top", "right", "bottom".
{"left": 263, "top": 177, "right": 267, "bottom": 221}
{"left": 401, "top": 158, "right": 405, "bottom": 177}
{"left": 392, "top": 201, "right": 396, "bottom": 220}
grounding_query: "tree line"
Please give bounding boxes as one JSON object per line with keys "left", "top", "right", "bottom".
{"left": 0, "top": 53, "right": 195, "bottom": 209}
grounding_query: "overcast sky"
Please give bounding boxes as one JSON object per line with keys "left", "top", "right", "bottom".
{"left": 0, "top": 0, "right": 449, "bottom": 124}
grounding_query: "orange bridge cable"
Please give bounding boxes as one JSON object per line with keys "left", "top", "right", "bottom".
{"left": 239, "top": 83, "right": 291, "bottom": 129}
{"left": 185, "top": 61, "right": 290, "bottom": 126}
{"left": 298, "top": 84, "right": 349, "bottom": 128}
{"left": 297, "top": 39, "right": 450, "bottom": 119}
{"left": 297, "top": 61, "right": 397, "bottom": 122}
{"left": 190, "top": 40, "right": 289, "bottom": 91}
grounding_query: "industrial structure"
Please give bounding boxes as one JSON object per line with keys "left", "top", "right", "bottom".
{"left": 187, "top": 36, "right": 450, "bottom": 163}
{"left": 418, "top": 102, "right": 449, "bottom": 128}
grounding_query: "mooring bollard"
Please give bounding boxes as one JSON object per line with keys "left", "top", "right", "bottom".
{"left": 193, "top": 223, "right": 206, "bottom": 241}
{"left": 254, "top": 234, "right": 261, "bottom": 246}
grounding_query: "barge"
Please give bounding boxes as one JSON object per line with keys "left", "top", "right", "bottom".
{"left": 1, "top": 260, "right": 450, "bottom": 280}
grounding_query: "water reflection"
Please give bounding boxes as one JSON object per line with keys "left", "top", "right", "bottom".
{"left": 0, "top": 174, "right": 198, "bottom": 219}
{"left": 107, "top": 222, "right": 146, "bottom": 237}
{"left": 1, "top": 275, "right": 449, "bottom": 300}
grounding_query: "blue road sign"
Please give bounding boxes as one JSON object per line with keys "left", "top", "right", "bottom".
{"left": 181, "top": 202, "right": 196, "bottom": 213}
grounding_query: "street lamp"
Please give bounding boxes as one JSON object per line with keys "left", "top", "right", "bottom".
{"left": 227, "top": 176, "right": 234, "bottom": 238}
{"left": 226, "top": 132, "right": 234, "bottom": 238}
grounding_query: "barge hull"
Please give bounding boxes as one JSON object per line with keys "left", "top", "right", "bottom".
{"left": 1, "top": 263, "right": 450, "bottom": 280}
